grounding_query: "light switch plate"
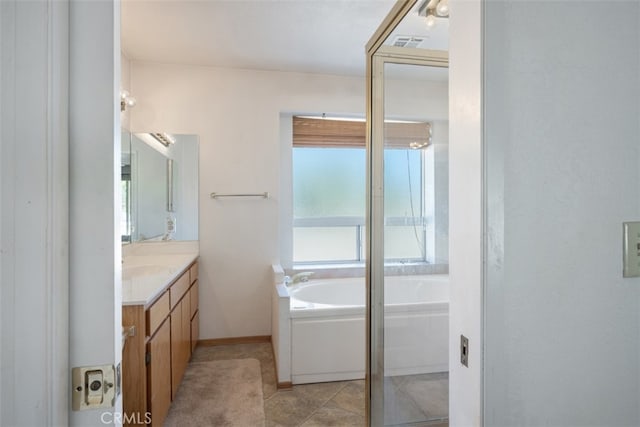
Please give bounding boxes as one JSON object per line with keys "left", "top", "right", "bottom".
{"left": 623, "top": 222, "right": 640, "bottom": 277}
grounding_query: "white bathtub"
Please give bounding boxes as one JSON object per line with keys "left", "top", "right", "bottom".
{"left": 273, "top": 273, "right": 449, "bottom": 385}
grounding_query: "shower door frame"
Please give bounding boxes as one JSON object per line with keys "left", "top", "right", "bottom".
{"left": 365, "top": 2, "right": 449, "bottom": 424}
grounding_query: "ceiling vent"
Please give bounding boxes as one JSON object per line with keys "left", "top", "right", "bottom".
{"left": 392, "top": 36, "right": 427, "bottom": 49}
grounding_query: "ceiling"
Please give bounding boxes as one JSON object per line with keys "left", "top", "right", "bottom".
{"left": 121, "top": 0, "right": 448, "bottom": 78}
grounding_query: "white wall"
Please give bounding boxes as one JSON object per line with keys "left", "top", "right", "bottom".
{"left": 130, "top": 63, "right": 368, "bottom": 338}
{"left": 448, "top": 0, "right": 483, "bottom": 425}
{"left": 483, "top": 1, "right": 640, "bottom": 425}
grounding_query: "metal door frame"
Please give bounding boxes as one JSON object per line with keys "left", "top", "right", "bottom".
{"left": 365, "top": 2, "right": 449, "bottom": 424}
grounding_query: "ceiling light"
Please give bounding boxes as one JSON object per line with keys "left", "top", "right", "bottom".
{"left": 418, "top": 0, "right": 450, "bottom": 28}
{"left": 436, "top": 0, "right": 449, "bottom": 17}
{"left": 425, "top": 11, "right": 437, "bottom": 28}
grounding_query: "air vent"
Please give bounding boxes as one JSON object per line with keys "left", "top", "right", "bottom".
{"left": 392, "top": 36, "right": 427, "bottom": 48}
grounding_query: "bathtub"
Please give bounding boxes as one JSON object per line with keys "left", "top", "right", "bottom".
{"left": 272, "top": 271, "right": 449, "bottom": 385}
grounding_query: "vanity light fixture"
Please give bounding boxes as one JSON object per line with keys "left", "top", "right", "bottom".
{"left": 150, "top": 132, "right": 176, "bottom": 147}
{"left": 417, "top": 0, "right": 449, "bottom": 28}
{"left": 120, "top": 89, "right": 137, "bottom": 112}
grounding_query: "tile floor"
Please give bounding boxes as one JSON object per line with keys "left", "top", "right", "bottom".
{"left": 190, "top": 342, "right": 448, "bottom": 427}
{"left": 384, "top": 373, "right": 449, "bottom": 426}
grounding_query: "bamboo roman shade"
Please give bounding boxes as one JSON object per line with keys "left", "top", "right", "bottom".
{"left": 292, "top": 116, "right": 431, "bottom": 149}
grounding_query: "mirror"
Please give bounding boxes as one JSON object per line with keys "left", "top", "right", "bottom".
{"left": 121, "top": 132, "right": 199, "bottom": 242}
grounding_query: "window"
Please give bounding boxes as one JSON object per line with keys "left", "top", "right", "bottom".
{"left": 293, "top": 147, "right": 365, "bottom": 263}
{"left": 292, "top": 117, "right": 430, "bottom": 265}
{"left": 383, "top": 149, "right": 425, "bottom": 261}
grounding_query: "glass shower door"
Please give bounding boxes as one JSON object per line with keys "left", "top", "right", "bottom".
{"left": 368, "top": 50, "right": 449, "bottom": 426}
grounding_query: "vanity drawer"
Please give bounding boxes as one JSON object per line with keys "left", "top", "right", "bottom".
{"left": 146, "top": 291, "right": 170, "bottom": 336}
{"left": 189, "top": 262, "right": 198, "bottom": 284}
{"left": 170, "top": 271, "right": 190, "bottom": 309}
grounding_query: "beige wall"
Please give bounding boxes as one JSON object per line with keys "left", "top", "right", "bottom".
{"left": 130, "top": 63, "right": 367, "bottom": 339}
{"left": 129, "top": 61, "right": 448, "bottom": 340}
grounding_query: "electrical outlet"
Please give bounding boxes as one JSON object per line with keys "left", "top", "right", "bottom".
{"left": 460, "top": 335, "right": 469, "bottom": 367}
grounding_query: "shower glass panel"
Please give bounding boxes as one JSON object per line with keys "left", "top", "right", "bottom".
{"left": 379, "top": 61, "right": 449, "bottom": 426}
{"left": 366, "top": 2, "right": 449, "bottom": 424}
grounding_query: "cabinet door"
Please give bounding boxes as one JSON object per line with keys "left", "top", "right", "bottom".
{"left": 147, "top": 319, "right": 171, "bottom": 427}
{"left": 191, "top": 310, "right": 199, "bottom": 352}
{"left": 182, "top": 292, "right": 192, "bottom": 358}
{"left": 170, "top": 300, "right": 183, "bottom": 399}
{"left": 189, "top": 280, "right": 198, "bottom": 319}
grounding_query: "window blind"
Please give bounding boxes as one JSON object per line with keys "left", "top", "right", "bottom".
{"left": 292, "top": 116, "right": 431, "bottom": 149}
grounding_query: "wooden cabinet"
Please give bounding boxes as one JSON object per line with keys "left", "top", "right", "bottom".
{"left": 191, "top": 310, "right": 200, "bottom": 353}
{"left": 122, "top": 260, "right": 199, "bottom": 427}
{"left": 170, "top": 262, "right": 194, "bottom": 399}
{"left": 182, "top": 292, "right": 191, "bottom": 362}
{"left": 146, "top": 291, "right": 170, "bottom": 336}
{"left": 170, "top": 297, "right": 191, "bottom": 399}
{"left": 190, "top": 280, "right": 199, "bottom": 352}
{"left": 147, "top": 318, "right": 171, "bottom": 427}
{"left": 122, "top": 305, "right": 146, "bottom": 423}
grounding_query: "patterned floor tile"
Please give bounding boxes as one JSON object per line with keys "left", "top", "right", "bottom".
{"left": 193, "top": 342, "right": 449, "bottom": 426}
{"left": 300, "top": 402, "right": 365, "bottom": 427}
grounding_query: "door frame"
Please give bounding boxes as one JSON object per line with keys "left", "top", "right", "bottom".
{"left": 365, "top": 0, "right": 484, "bottom": 425}
{"left": 368, "top": 47, "right": 449, "bottom": 426}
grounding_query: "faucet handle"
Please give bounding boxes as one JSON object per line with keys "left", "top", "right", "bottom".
{"left": 291, "top": 271, "right": 314, "bottom": 284}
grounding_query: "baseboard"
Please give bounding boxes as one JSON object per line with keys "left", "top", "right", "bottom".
{"left": 292, "top": 370, "right": 365, "bottom": 384}
{"left": 270, "top": 341, "right": 293, "bottom": 389}
{"left": 197, "top": 335, "right": 271, "bottom": 346}
{"left": 277, "top": 381, "right": 293, "bottom": 390}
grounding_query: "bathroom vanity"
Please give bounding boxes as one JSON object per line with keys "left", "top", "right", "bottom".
{"left": 121, "top": 242, "right": 199, "bottom": 427}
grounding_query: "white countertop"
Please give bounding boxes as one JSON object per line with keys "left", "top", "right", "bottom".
{"left": 121, "top": 241, "right": 199, "bottom": 307}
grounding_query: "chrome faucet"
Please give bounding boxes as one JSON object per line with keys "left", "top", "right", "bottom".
{"left": 284, "top": 271, "right": 314, "bottom": 286}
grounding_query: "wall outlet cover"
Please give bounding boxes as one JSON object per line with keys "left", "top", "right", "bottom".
{"left": 623, "top": 222, "right": 640, "bottom": 277}
{"left": 460, "top": 335, "right": 469, "bottom": 367}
